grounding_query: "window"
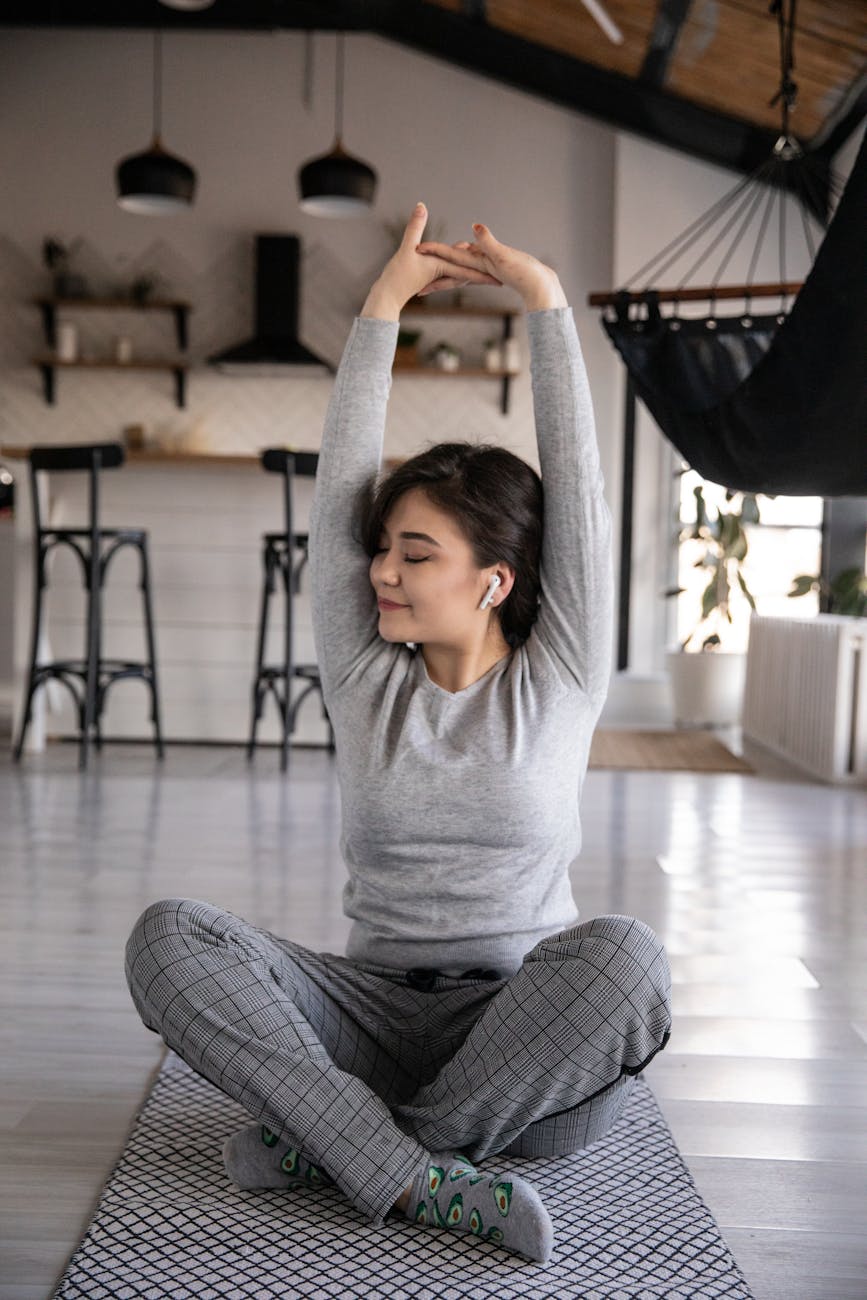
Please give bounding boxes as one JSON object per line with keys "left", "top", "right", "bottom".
{"left": 673, "top": 467, "right": 823, "bottom": 653}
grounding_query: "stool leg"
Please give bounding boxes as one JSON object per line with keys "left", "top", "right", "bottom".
{"left": 80, "top": 546, "right": 100, "bottom": 770}
{"left": 247, "top": 541, "right": 272, "bottom": 761}
{"left": 280, "top": 545, "right": 293, "bottom": 773}
{"left": 323, "top": 699, "right": 336, "bottom": 754}
{"left": 93, "top": 576, "right": 104, "bottom": 754}
{"left": 13, "top": 541, "right": 47, "bottom": 762}
{"left": 138, "top": 538, "right": 164, "bottom": 760}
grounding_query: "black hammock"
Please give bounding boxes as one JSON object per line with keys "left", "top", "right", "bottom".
{"left": 598, "top": 128, "right": 867, "bottom": 498}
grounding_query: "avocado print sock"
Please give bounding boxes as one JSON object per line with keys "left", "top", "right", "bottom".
{"left": 404, "top": 1153, "right": 553, "bottom": 1263}
{"left": 223, "top": 1124, "right": 333, "bottom": 1191}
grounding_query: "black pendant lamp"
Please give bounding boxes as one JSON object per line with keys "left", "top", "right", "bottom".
{"left": 298, "top": 33, "right": 377, "bottom": 217}
{"left": 116, "top": 31, "right": 197, "bottom": 215}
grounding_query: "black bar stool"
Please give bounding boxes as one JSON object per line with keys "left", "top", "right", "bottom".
{"left": 13, "top": 441, "right": 163, "bottom": 768}
{"left": 248, "top": 448, "right": 334, "bottom": 771}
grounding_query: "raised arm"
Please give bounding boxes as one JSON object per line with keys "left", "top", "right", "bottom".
{"left": 416, "top": 224, "right": 613, "bottom": 702}
{"left": 309, "top": 204, "right": 501, "bottom": 698}
{"left": 525, "top": 305, "right": 613, "bottom": 702}
{"left": 308, "top": 315, "right": 397, "bottom": 699}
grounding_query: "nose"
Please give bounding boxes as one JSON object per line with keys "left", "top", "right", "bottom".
{"left": 371, "top": 550, "right": 401, "bottom": 587}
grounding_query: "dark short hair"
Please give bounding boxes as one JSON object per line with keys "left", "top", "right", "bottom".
{"left": 355, "top": 442, "right": 543, "bottom": 647}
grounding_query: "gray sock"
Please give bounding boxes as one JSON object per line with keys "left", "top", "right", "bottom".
{"left": 404, "top": 1152, "right": 554, "bottom": 1263}
{"left": 222, "top": 1123, "right": 333, "bottom": 1191}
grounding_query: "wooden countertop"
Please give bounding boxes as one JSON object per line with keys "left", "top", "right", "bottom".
{"left": 0, "top": 445, "right": 316, "bottom": 467}
{"left": 0, "top": 445, "right": 404, "bottom": 470}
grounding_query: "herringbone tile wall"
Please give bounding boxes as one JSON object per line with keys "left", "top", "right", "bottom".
{"left": 0, "top": 233, "right": 536, "bottom": 465}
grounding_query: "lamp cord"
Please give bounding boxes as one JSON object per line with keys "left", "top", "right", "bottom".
{"left": 153, "top": 30, "right": 163, "bottom": 142}
{"left": 769, "top": 0, "right": 798, "bottom": 138}
{"left": 334, "top": 31, "right": 344, "bottom": 144}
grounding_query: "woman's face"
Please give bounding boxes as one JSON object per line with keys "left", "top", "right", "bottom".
{"left": 370, "top": 487, "right": 506, "bottom": 648}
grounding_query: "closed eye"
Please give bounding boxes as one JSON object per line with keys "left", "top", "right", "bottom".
{"left": 374, "top": 548, "right": 429, "bottom": 563}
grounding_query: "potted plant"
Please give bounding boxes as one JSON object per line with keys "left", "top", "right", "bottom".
{"left": 42, "top": 236, "right": 88, "bottom": 297}
{"left": 664, "top": 484, "right": 760, "bottom": 726}
{"left": 394, "top": 328, "right": 422, "bottom": 368}
{"left": 431, "top": 341, "right": 460, "bottom": 371}
{"left": 130, "top": 273, "right": 161, "bottom": 304}
{"left": 788, "top": 566, "right": 867, "bottom": 617}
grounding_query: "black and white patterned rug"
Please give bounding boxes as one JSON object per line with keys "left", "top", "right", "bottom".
{"left": 54, "top": 1051, "right": 753, "bottom": 1299}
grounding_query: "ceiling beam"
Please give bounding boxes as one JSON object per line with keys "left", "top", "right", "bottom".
{"left": 640, "top": 0, "right": 692, "bottom": 87}
{"left": 0, "top": 0, "right": 797, "bottom": 177}
{"left": 810, "top": 68, "right": 867, "bottom": 161}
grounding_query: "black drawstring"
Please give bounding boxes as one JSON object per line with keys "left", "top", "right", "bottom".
{"left": 405, "top": 967, "right": 502, "bottom": 990}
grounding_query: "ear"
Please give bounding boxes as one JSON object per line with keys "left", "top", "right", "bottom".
{"left": 491, "top": 563, "right": 516, "bottom": 605}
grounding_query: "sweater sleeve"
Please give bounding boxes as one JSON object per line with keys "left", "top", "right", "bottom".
{"left": 308, "top": 315, "right": 399, "bottom": 698}
{"left": 525, "top": 307, "right": 614, "bottom": 704}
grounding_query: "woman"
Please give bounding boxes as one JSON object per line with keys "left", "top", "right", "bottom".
{"left": 125, "top": 205, "right": 672, "bottom": 1265}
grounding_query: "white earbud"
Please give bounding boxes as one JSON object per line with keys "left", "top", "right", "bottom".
{"left": 478, "top": 574, "right": 501, "bottom": 611}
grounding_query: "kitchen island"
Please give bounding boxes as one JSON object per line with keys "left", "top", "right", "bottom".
{"left": 1, "top": 445, "right": 334, "bottom": 751}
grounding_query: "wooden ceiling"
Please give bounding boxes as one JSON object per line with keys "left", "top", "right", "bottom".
{"left": 5, "top": 1, "right": 866, "bottom": 173}
{"left": 426, "top": 0, "right": 866, "bottom": 146}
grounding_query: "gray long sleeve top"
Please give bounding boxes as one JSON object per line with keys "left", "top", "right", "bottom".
{"left": 308, "top": 307, "right": 612, "bottom": 976}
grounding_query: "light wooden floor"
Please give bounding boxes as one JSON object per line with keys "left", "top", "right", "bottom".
{"left": 1, "top": 736, "right": 865, "bottom": 1299}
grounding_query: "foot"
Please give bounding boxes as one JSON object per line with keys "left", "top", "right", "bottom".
{"left": 222, "top": 1123, "right": 333, "bottom": 1191}
{"left": 404, "top": 1152, "right": 553, "bottom": 1263}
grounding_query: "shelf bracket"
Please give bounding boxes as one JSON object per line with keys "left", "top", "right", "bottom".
{"left": 173, "top": 368, "right": 187, "bottom": 409}
{"left": 173, "top": 305, "right": 189, "bottom": 351}
{"left": 39, "top": 302, "right": 56, "bottom": 350}
{"left": 501, "top": 313, "right": 513, "bottom": 414}
{"left": 39, "top": 363, "right": 55, "bottom": 405}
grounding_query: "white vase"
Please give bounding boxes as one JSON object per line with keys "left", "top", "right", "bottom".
{"left": 484, "top": 343, "right": 501, "bottom": 371}
{"left": 57, "top": 321, "right": 78, "bottom": 362}
{"left": 665, "top": 650, "right": 747, "bottom": 727}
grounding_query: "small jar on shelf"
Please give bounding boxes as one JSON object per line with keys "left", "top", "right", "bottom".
{"left": 502, "top": 337, "right": 520, "bottom": 373}
{"left": 483, "top": 338, "right": 502, "bottom": 371}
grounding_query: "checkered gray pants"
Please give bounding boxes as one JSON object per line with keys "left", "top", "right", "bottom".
{"left": 125, "top": 900, "right": 671, "bottom": 1223}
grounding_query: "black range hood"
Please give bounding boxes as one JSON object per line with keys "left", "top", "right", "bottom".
{"left": 209, "top": 234, "right": 333, "bottom": 375}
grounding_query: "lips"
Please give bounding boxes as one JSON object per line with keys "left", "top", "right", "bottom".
{"left": 378, "top": 598, "right": 409, "bottom": 610}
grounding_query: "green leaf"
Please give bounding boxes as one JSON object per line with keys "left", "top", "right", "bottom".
{"left": 829, "top": 567, "right": 867, "bottom": 617}
{"left": 728, "top": 522, "right": 749, "bottom": 560}
{"left": 719, "top": 513, "right": 737, "bottom": 550}
{"left": 740, "top": 494, "right": 761, "bottom": 525}
{"left": 737, "top": 569, "right": 757, "bottom": 610}
{"left": 701, "top": 578, "right": 718, "bottom": 621}
{"left": 788, "top": 574, "right": 816, "bottom": 598}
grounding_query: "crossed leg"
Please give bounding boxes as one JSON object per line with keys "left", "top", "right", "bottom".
{"left": 392, "top": 914, "right": 672, "bottom": 1161}
{"left": 125, "top": 897, "right": 431, "bottom": 1222}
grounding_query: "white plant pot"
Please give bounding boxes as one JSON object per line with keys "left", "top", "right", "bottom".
{"left": 665, "top": 650, "right": 747, "bottom": 727}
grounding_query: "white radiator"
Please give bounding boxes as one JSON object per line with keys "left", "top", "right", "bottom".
{"left": 743, "top": 614, "right": 867, "bottom": 784}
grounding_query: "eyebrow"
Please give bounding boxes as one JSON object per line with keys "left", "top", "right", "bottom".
{"left": 380, "top": 529, "right": 442, "bottom": 547}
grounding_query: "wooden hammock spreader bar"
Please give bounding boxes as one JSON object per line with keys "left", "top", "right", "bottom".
{"left": 588, "top": 280, "right": 804, "bottom": 307}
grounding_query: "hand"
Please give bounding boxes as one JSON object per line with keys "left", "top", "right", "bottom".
{"left": 416, "top": 223, "right": 567, "bottom": 312}
{"left": 361, "top": 203, "right": 502, "bottom": 321}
